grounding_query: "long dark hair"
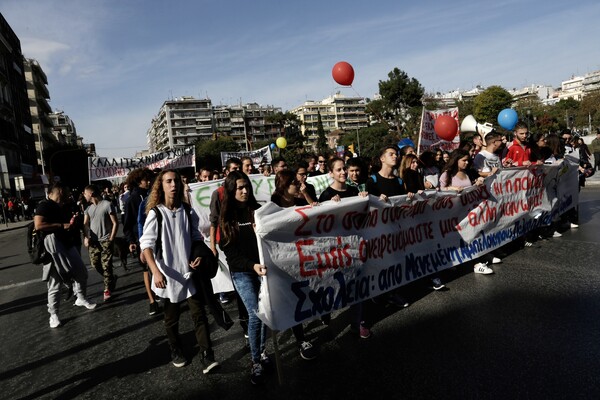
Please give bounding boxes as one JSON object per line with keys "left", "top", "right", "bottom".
{"left": 273, "top": 170, "right": 295, "bottom": 198}
{"left": 219, "top": 171, "right": 259, "bottom": 246}
{"left": 442, "top": 149, "right": 470, "bottom": 178}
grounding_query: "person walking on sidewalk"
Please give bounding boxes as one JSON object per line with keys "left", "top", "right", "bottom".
{"left": 35, "top": 182, "right": 96, "bottom": 329}
{"left": 140, "top": 169, "right": 220, "bottom": 373}
{"left": 83, "top": 185, "right": 119, "bottom": 302}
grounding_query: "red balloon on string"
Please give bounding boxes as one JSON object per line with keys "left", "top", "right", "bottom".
{"left": 332, "top": 61, "right": 355, "bottom": 86}
{"left": 434, "top": 115, "right": 458, "bottom": 141}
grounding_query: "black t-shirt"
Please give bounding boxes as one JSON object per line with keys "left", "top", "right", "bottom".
{"left": 403, "top": 169, "right": 425, "bottom": 192}
{"left": 366, "top": 173, "right": 406, "bottom": 197}
{"left": 319, "top": 185, "right": 359, "bottom": 202}
{"left": 35, "top": 199, "right": 72, "bottom": 245}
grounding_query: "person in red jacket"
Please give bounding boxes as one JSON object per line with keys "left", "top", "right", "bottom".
{"left": 503, "top": 121, "right": 532, "bottom": 167}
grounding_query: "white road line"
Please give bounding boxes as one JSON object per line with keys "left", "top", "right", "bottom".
{"left": 0, "top": 278, "right": 42, "bottom": 291}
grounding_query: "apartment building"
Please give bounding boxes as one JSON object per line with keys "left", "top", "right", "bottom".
{"left": 290, "top": 92, "right": 368, "bottom": 148}
{"left": 147, "top": 97, "right": 281, "bottom": 152}
{"left": 0, "top": 13, "right": 37, "bottom": 196}
{"left": 24, "top": 58, "right": 53, "bottom": 173}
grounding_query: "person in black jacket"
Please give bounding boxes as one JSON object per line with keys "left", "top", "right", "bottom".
{"left": 218, "top": 171, "right": 270, "bottom": 385}
{"left": 123, "top": 168, "right": 158, "bottom": 315}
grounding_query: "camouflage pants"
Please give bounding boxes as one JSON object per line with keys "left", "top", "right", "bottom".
{"left": 88, "top": 240, "right": 115, "bottom": 291}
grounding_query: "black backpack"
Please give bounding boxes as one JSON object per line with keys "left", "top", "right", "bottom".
{"left": 27, "top": 222, "right": 51, "bottom": 265}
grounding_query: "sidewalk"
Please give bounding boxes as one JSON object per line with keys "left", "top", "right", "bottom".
{"left": 0, "top": 219, "right": 30, "bottom": 233}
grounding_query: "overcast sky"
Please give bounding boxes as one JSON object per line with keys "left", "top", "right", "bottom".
{"left": 2, "top": 0, "right": 599, "bottom": 157}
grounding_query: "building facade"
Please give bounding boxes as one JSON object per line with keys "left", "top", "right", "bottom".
{"left": 147, "top": 97, "right": 282, "bottom": 152}
{"left": 290, "top": 93, "right": 368, "bottom": 149}
{"left": 0, "top": 13, "right": 37, "bottom": 197}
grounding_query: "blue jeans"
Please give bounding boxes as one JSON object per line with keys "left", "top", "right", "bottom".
{"left": 231, "top": 271, "right": 267, "bottom": 363}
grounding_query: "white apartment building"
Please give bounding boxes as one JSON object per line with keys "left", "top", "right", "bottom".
{"left": 23, "top": 58, "right": 52, "bottom": 172}
{"left": 290, "top": 92, "right": 368, "bottom": 148}
{"left": 148, "top": 97, "right": 213, "bottom": 152}
{"left": 147, "top": 97, "right": 282, "bottom": 152}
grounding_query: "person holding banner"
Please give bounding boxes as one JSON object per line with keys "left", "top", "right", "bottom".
{"left": 270, "top": 170, "right": 319, "bottom": 359}
{"left": 366, "top": 146, "right": 411, "bottom": 309}
{"left": 318, "top": 157, "right": 372, "bottom": 337}
{"left": 218, "top": 171, "right": 271, "bottom": 385}
{"left": 439, "top": 149, "right": 484, "bottom": 192}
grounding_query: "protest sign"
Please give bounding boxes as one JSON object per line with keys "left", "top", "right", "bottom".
{"left": 89, "top": 148, "right": 195, "bottom": 181}
{"left": 252, "top": 163, "right": 578, "bottom": 331}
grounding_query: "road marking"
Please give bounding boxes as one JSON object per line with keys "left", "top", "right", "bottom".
{"left": 0, "top": 278, "right": 41, "bottom": 291}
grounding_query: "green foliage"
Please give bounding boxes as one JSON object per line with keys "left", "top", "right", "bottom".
{"left": 195, "top": 137, "right": 240, "bottom": 170}
{"left": 338, "top": 123, "right": 398, "bottom": 161}
{"left": 577, "top": 90, "right": 600, "bottom": 130}
{"left": 456, "top": 98, "right": 475, "bottom": 119}
{"left": 315, "top": 112, "right": 328, "bottom": 155}
{"left": 378, "top": 68, "right": 425, "bottom": 134}
{"left": 473, "top": 86, "right": 514, "bottom": 123}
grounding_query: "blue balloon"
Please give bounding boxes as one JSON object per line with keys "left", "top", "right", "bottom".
{"left": 498, "top": 108, "right": 518, "bottom": 130}
{"left": 270, "top": 143, "right": 276, "bottom": 150}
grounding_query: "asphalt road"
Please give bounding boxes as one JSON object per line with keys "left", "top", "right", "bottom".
{"left": 1, "top": 187, "right": 600, "bottom": 400}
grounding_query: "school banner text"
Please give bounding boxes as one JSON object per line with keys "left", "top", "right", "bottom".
{"left": 89, "top": 147, "right": 195, "bottom": 181}
{"left": 254, "top": 163, "right": 579, "bottom": 331}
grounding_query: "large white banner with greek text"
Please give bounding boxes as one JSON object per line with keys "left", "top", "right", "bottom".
{"left": 253, "top": 162, "right": 579, "bottom": 331}
{"left": 89, "top": 147, "right": 195, "bottom": 181}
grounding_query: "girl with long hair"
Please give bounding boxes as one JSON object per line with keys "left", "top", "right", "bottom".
{"left": 399, "top": 153, "right": 425, "bottom": 193}
{"left": 218, "top": 171, "right": 270, "bottom": 385}
{"left": 439, "top": 149, "right": 484, "bottom": 192}
{"left": 140, "top": 169, "right": 219, "bottom": 373}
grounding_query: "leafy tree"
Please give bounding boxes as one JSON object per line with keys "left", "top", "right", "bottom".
{"left": 576, "top": 90, "right": 600, "bottom": 131}
{"left": 315, "top": 112, "right": 328, "bottom": 155}
{"left": 337, "top": 123, "right": 398, "bottom": 161}
{"left": 195, "top": 136, "right": 240, "bottom": 170}
{"left": 457, "top": 98, "right": 475, "bottom": 119}
{"left": 378, "top": 68, "right": 425, "bottom": 135}
{"left": 365, "top": 98, "right": 391, "bottom": 125}
{"left": 473, "top": 86, "right": 514, "bottom": 124}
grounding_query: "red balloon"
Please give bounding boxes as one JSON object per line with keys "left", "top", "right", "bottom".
{"left": 434, "top": 115, "right": 458, "bottom": 141}
{"left": 332, "top": 61, "right": 354, "bottom": 86}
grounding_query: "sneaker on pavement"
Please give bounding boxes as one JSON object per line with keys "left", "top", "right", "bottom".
{"left": 171, "top": 347, "right": 186, "bottom": 368}
{"left": 431, "top": 278, "right": 445, "bottom": 291}
{"left": 387, "top": 293, "right": 410, "bottom": 308}
{"left": 298, "top": 341, "right": 318, "bottom": 360}
{"left": 474, "top": 262, "right": 494, "bottom": 275}
{"left": 219, "top": 293, "right": 230, "bottom": 304}
{"left": 148, "top": 302, "right": 160, "bottom": 316}
{"left": 552, "top": 231, "right": 562, "bottom": 238}
{"left": 250, "top": 362, "right": 265, "bottom": 385}
{"left": 259, "top": 352, "right": 273, "bottom": 371}
{"left": 200, "top": 349, "right": 220, "bottom": 374}
{"left": 74, "top": 297, "right": 97, "bottom": 309}
{"left": 570, "top": 223, "right": 579, "bottom": 229}
{"left": 359, "top": 324, "right": 371, "bottom": 339}
{"left": 49, "top": 314, "right": 61, "bottom": 328}
{"left": 103, "top": 290, "right": 111, "bottom": 302}
{"left": 492, "top": 257, "right": 502, "bottom": 264}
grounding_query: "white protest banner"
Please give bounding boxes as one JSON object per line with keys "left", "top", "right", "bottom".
{"left": 220, "top": 146, "right": 273, "bottom": 168}
{"left": 89, "top": 147, "right": 195, "bottom": 181}
{"left": 254, "top": 162, "right": 579, "bottom": 331}
{"left": 417, "top": 107, "right": 460, "bottom": 155}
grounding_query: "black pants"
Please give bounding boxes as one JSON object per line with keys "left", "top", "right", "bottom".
{"left": 163, "top": 293, "right": 211, "bottom": 352}
{"left": 594, "top": 152, "right": 600, "bottom": 171}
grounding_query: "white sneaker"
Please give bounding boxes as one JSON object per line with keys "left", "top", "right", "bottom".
{"left": 552, "top": 231, "right": 562, "bottom": 238}
{"left": 492, "top": 257, "right": 502, "bottom": 264}
{"left": 74, "top": 297, "right": 97, "bottom": 310}
{"left": 49, "top": 314, "right": 61, "bottom": 328}
{"left": 570, "top": 223, "right": 579, "bottom": 229}
{"left": 474, "top": 262, "right": 494, "bottom": 275}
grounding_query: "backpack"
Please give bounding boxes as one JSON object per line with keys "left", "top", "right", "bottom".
{"left": 27, "top": 222, "right": 51, "bottom": 265}
{"left": 370, "top": 174, "right": 404, "bottom": 186}
{"left": 152, "top": 204, "right": 218, "bottom": 280}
